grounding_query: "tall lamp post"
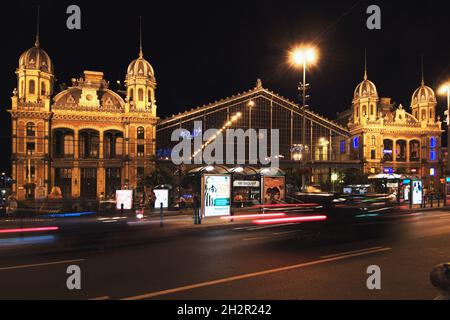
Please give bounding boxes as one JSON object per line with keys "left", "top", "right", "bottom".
{"left": 439, "top": 82, "right": 450, "bottom": 173}
{"left": 289, "top": 45, "right": 318, "bottom": 190}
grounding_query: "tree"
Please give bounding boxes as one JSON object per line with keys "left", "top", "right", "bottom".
{"left": 342, "top": 168, "right": 369, "bottom": 185}
{"left": 139, "top": 166, "right": 175, "bottom": 189}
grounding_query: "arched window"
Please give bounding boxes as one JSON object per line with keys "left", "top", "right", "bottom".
{"left": 362, "top": 106, "right": 367, "bottom": 116}
{"left": 410, "top": 140, "right": 420, "bottom": 161}
{"left": 138, "top": 88, "right": 144, "bottom": 101}
{"left": 41, "top": 82, "right": 46, "bottom": 96}
{"left": 371, "top": 136, "right": 376, "bottom": 146}
{"left": 26, "top": 123, "right": 36, "bottom": 137}
{"left": 430, "top": 109, "right": 433, "bottom": 120}
{"left": 29, "top": 80, "right": 35, "bottom": 94}
{"left": 421, "top": 110, "right": 426, "bottom": 120}
{"left": 396, "top": 140, "right": 407, "bottom": 162}
{"left": 64, "top": 135, "right": 74, "bottom": 156}
{"left": 148, "top": 90, "right": 151, "bottom": 102}
{"left": 370, "top": 105, "right": 374, "bottom": 115}
{"left": 383, "top": 139, "right": 394, "bottom": 162}
{"left": 137, "top": 127, "right": 145, "bottom": 140}
{"left": 129, "top": 88, "right": 134, "bottom": 101}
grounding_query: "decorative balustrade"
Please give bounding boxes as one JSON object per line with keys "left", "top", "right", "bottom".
{"left": 52, "top": 104, "right": 124, "bottom": 113}
{"left": 17, "top": 100, "right": 45, "bottom": 111}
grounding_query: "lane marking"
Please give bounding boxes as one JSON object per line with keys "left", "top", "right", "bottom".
{"left": 0, "top": 259, "right": 86, "bottom": 271}
{"left": 320, "top": 247, "right": 383, "bottom": 259}
{"left": 89, "top": 296, "right": 110, "bottom": 300}
{"left": 242, "top": 237, "right": 268, "bottom": 241}
{"left": 272, "top": 230, "right": 298, "bottom": 236}
{"left": 122, "top": 247, "right": 392, "bottom": 300}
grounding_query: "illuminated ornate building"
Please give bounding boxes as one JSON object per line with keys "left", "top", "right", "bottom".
{"left": 339, "top": 66, "right": 443, "bottom": 187}
{"left": 8, "top": 32, "right": 158, "bottom": 200}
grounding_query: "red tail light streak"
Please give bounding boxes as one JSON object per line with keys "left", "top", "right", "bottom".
{"left": 220, "top": 213, "right": 287, "bottom": 221}
{"left": 253, "top": 215, "right": 327, "bottom": 225}
{"left": 0, "top": 226, "right": 59, "bottom": 234}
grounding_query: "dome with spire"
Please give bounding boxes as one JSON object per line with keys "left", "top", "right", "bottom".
{"left": 126, "top": 54, "right": 155, "bottom": 79}
{"left": 18, "top": 7, "right": 53, "bottom": 74}
{"left": 126, "top": 17, "right": 155, "bottom": 81}
{"left": 18, "top": 22, "right": 53, "bottom": 74}
{"left": 353, "top": 53, "right": 378, "bottom": 101}
{"left": 354, "top": 73, "right": 378, "bottom": 100}
{"left": 411, "top": 80, "right": 436, "bottom": 105}
{"left": 18, "top": 43, "right": 53, "bottom": 73}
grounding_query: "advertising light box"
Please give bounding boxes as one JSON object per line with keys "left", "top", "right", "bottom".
{"left": 154, "top": 189, "right": 169, "bottom": 209}
{"left": 262, "top": 176, "right": 286, "bottom": 204}
{"left": 411, "top": 180, "right": 423, "bottom": 205}
{"left": 116, "top": 190, "right": 133, "bottom": 210}
{"left": 202, "top": 175, "right": 231, "bottom": 217}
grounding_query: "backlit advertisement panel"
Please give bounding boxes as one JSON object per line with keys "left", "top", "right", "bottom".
{"left": 116, "top": 190, "right": 133, "bottom": 210}
{"left": 202, "top": 175, "right": 231, "bottom": 217}
{"left": 262, "top": 176, "right": 286, "bottom": 204}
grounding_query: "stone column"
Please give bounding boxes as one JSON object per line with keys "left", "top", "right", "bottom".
{"left": 72, "top": 129, "right": 80, "bottom": 198}
{"left": 406, "top": 139, "right": 410, "bottom": 164}
{"left": 97, "top": 130, "right": 105, "bottom": 198}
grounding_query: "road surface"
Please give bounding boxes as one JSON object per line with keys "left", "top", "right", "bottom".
{"left": 0, "top": 209, "right": 449, "bottom": 300}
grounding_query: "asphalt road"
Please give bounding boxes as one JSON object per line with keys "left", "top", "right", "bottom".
{"left": 1, "top": 210, "right": 450, "bottom": 300}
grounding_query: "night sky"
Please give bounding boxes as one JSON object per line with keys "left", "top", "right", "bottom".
{"left": 1, "top": 0, "right": 449, "bottom": 173}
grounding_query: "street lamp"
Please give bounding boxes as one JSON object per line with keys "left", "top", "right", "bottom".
{"left": 439, "top": 82, "right": 450, "bottom": 173}
{"left": 289, "top": 45, "right": 319, "bottom": 190}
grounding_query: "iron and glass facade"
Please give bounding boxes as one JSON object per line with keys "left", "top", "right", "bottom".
{"left": 157, "top": 80, "right": 356, "bottom": 188}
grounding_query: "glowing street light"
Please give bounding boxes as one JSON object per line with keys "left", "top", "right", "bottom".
{"left": 288, "top": 44, "right": 319, "bottom": 191}
{"left": 289, "top": 46, "right": 318, "bottom": 67}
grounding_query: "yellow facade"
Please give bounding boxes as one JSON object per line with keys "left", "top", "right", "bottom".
{"left": 345, "top": 70, "right": 443, "bottom": 187}
{"left": 8, "top": 36, "right": 158, "bottom": 200}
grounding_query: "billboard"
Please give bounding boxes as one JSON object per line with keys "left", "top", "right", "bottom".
{"left": 116, "top": 190, "right": 133, "bottom": 210}
{"left": 262, "top": 176, "right": 285, "bottom": 204}
{"left": 411, "top": 180, "right": 423, "bottom": 205}
{"left": 154, "top": 189, "right": 169, "bottom": 209}
{"left": 202, "top": 175, "right": 231, "bottom": 217}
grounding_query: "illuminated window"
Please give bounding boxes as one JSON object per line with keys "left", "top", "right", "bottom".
{"left": 371, "top": 136, "right": 376, "bottom": 146}
{"left": 26, "top": 123, "right": 36, "bottom": 137}
{"left": 137, "top": 127, "right": 145, "bottom": 140}
{"left": 137, "top": 144, "right": 145, "bottom": 157}
{"left": 138, "top": 88, "right": 144, "bottom": 101}
{"left": 29, "top": 80, "right": 35, "bottom": 94}
{"left": 353, "top": 137, "right": 359, "bottom": 149}
{"left": 430, "top": 168, "right": 436, "bottom": 176}
{"left": 26, "top": 166, "right": 35, "bottom": 179}
{"left": 64, "top": 135, "right": 74, "bottom": 156}
{"left": 383, "top": 139, "right": 394, "bottom": 162}
{"left": 430, "top": 150, "right": 436, "bottom": 161}
{"left": 430, "top": 137, "right": 437, "bottom": 148}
